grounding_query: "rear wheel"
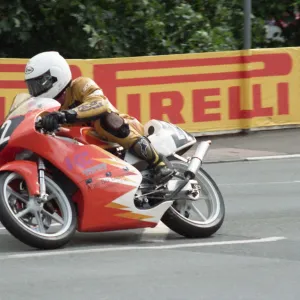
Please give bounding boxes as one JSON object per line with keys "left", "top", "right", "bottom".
{"left": 0, "top": 171, "right": 77, "bottom": 250}
{"left": 161, "top": 160, "right": 225, "bottom": 238}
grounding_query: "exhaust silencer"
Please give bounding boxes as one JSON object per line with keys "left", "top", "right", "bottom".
{"left": 184, "top": 140, "right": 211, "bottom": 179}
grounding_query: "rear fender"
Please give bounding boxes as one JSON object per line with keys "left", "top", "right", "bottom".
{"left": 0, "top": 160, "right": 39, "bottom": 196}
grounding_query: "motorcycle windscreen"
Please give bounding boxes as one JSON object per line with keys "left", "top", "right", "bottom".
{"left": 8, "top": 93, "right": 32, "bottom": 113}
{"left": 5, "top": 97, "right": 61, "bottom": 120}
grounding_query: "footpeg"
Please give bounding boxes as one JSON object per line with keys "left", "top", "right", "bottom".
{"left": 154, "top": 170, "right": 176, "bottom": 185}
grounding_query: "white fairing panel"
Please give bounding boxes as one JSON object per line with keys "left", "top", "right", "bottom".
{"left": 144, "top": 120, "right": 196, "bottom": 157}
{"left": 103, "top": 160, "right": 174, "bottom": 225}
{"left": 110, "top": 188, "right": 174, "bottom": 224}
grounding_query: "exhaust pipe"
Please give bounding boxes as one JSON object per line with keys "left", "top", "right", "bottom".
{"left": 166, "top": 140, "right": 211, "bottom": 200}
{"left": 184, "top": 140, "right": 211, "bottom": 179}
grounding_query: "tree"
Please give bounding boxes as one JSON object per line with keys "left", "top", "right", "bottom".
{"left": 0, "top": 0, "right": 299, "bottom": 59}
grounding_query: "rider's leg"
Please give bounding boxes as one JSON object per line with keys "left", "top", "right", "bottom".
{"left": 93, "top": 112, "right": 173, "bottom": 183}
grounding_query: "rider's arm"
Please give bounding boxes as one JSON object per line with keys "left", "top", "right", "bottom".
{"left": 63, "top": 77, "right": 114, "bottom": 123}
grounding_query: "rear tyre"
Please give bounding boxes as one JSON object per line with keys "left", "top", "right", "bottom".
{"left": 0, "top": 171, "right": 77, "bottom": 250}
{"left": 161, "top": 160, "right": 225, "bottom": 238}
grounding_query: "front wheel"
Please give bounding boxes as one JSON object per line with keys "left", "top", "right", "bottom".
{"left": 0, "top": 171, "right": 77, "bottom": 250}
{"left": 161, "top": 160, "right": 225, "bottom": 238}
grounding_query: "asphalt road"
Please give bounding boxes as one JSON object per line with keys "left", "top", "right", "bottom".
{"left": 197, "top": 127, "right": 300, "bottom": 162}
{"left": 1, "top": 158, "right": 300, "bottom": 300}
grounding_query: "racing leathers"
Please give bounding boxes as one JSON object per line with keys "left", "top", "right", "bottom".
{"left": 40, "top": 77, "right": 173, "bottom": 183}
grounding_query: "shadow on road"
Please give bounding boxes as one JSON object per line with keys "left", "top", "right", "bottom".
{"left": 0, "top": 229, "right": 187, "bottom": 253}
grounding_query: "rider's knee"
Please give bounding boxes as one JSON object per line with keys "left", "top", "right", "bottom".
{"left": 100, "top": 112, "right": 130, "bottom": 138}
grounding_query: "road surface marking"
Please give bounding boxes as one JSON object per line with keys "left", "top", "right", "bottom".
{"left": 0, "top": 236, "right": 286, "bottom": 260}
{"left": 246, "top": 154, "right": 300, "bottom": 161}
{"left": 219, "top": 180, "right": 300, "bottom": 187}
{"left": 205, "top": 154, "right": 300, "bottom": 164}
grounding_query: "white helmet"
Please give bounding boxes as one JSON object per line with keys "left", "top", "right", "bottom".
{"left": 24, "top": 51, "right": 72, "bottom": 99}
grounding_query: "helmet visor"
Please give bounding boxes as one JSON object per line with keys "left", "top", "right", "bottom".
{"left": 25, "top": 70, "right": 56, "bottom": 97}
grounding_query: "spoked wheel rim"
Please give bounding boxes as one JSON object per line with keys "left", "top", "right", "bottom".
{"left": 3, "top": 172, "right": 73, "bottom": 238}
{"left": 170, "top": 162, "right": 222, "bottom": 227}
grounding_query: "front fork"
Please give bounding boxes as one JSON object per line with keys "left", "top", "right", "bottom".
{"left": 38, "top": 157, "right": 48, "bottom": 201}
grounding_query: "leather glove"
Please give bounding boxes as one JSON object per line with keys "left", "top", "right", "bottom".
{"left": 41, "top": 111, "right": 66, "bottom": 131}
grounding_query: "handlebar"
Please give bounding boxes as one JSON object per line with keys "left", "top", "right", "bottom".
{"left": 35, "top": 114, "right": 68, "bottom": 133}
{"left": 35, "top": 119, "right": 43, "bottom": 130}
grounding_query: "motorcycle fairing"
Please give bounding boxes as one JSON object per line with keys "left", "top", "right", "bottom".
{"left": 0, "top": 111, "right": 171, "bottom": 232}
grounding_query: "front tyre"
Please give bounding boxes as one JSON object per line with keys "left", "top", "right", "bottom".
{"left": 0, "top": 171, "right": 77, "bottom": 250}
{"left": 161, "top": 160, "right": 225, "bottom": 238}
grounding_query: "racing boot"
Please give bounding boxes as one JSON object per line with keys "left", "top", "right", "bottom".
{"left": 129, "top": 136, "right": 174, "bottom": 184}
{"left": 153, "top": 161, "right": 175, "bottom": 184}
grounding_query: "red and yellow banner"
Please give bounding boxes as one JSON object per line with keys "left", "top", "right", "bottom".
{"left": 0, "top": 47, "right": 298, "bottom": 133}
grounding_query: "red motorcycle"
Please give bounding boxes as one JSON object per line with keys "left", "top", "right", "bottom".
{"left": 0, "top": 95, "right": 225, "bottom": 250}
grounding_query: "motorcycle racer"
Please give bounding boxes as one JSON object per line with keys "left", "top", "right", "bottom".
{"left": 23, "top": 51, "right": 174, "bottom": 183}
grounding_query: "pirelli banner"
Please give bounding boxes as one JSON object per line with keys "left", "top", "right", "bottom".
{"left": 0, "top": 47, "right": 299, "bottom": 134}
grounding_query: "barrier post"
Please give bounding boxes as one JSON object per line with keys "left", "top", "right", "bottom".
{"left": 243, "top": 0, "right": 252, "bottom": 50}
{"left": 242, "top": 0, "right": 252, "bottom": 134}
